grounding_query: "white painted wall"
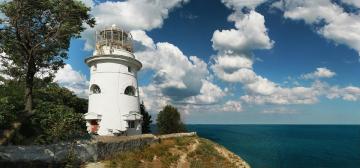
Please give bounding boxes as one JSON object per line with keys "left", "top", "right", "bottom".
{"left": 85, "top": 47, "right": 142, "bottom": 136}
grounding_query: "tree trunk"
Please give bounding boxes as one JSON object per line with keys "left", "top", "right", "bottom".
{"left": 24, "top": 58, "right": 35, "bottom": 115}
{"left": 24, "top": 82, "right": 33, "bottom": 113}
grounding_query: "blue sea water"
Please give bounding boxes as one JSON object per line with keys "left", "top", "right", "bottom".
{"left": 186, "top": 125, "right": 360, "bottom": 168}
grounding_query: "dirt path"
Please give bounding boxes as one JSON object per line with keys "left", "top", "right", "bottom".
{"left": 176, "top": 139, "right": 199, "bottom": 168}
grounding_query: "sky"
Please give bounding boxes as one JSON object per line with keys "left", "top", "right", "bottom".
{"left": 4, "top": 0, "right": 360, "bottom": 124}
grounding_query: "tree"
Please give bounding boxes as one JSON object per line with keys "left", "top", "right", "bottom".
{"left": 140, "top": 102, "right": 152, "bottom": 134}
{"left": 0, "top": 0, "right": 95, "bottom": 114}
{"left": 0, "top": 0, "right": 94, "bottom": 144}
{"left": 156, "top": 105, "right": 186, "bottom": 134}
{"left": 0, "top": 80, "right": 89, "bottom": 144}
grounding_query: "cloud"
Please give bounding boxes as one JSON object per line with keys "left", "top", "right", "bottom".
{"left": 54, "top": 64, "right": 89, "bottom": 98}
{"left": 342, "top": 0, "right": 360, "bottom": 8}
{"left": 211, "top": 3, "right": 277, "bottom": 96}
{"left": 210, "top": 0, "right": 360, "bottom": 106}
{"left": 240, "top": 82, "right": 324, "bottom": 105}
{"left": 131, "top": 30, "right": 156, "bottom": 50}
{"left": 326, "top": 85, "right": 360, "bottom": 101}
{"left": 179, "top": 100, "right": 243, "bottom": 115}
{"left": 210, "top": 3, "right": 274, "bottom": 87}
{"left": 241, "top": 79, "right": 360, "bottom": 105}
{"left": 212, "top": 10, "right": 274, "bottom": 54}
{"left": 139, "top": 82, "right": 231, "bottom": 115}
{"left": 262, "top": 107, "right": 298, "bottom": 114}
{"left": 273, "top": 0, "right": 360, "bottom": 56}
{"left": 133, "top": 30, "right": 228, "bottom": 113}
{"left": 135, "top": 41, "right": 208, "bottom": 100}
{"left": 184, "top": 80, "right": 226, "bottom": 104}
{"left": 0, "top": 52, "right": 13, "bottom": 82}
{"left": 301, "top": 67, "right": 336, "bottom": 79}
{"left": 81, "top": 0, "right": 188, "bottom": 50}
{"left": 221, "top": 0, "right": 267, "bottom": 10}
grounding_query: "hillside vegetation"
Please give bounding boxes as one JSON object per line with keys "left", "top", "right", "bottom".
{"left": 86, "top": 136, "right": 250, "bottom": 168}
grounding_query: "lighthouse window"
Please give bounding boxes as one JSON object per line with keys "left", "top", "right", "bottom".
{"left": 128, "top": 121, "right": 135, "bottom": 128}
{"left": 124, "top": 86, "right": 135, "bottom": 96}
{"left": 128, "top": 66, "right": 132, "bottom": 73}
{"left": 90, "top": 84, "right": 101, "bottom": 94}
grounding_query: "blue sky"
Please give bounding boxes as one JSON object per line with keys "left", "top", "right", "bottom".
{"left": 59, "top": 0, "right": 360, "bottom": 124}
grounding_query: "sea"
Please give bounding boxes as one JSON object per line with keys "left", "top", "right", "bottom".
{"left": 184, "top": 125, "right": 360, "bottom": 168}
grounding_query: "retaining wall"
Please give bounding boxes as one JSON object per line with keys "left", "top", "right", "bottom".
{"left": 0, "top": 132, "right": 196, "bottom": 167}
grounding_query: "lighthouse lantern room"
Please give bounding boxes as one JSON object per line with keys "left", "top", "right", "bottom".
{"left": 84, "top": 25, "right": 143, "bottom": 136}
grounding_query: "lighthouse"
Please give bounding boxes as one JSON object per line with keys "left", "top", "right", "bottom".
{"left": 84, "top": 25, "right": 143, "bottom": 136}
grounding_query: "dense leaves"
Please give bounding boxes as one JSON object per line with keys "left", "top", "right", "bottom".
{"left": 0, "top": 0, "right": 94, "bottom": 144}
{"left": 0, "top": 80, "right": 88, "bottom": 145}
{"left": 157, "top": 105, "right": 186, "bottom": 134}
{"left": 0, "top": 81, "right": 25, "bottom": 131}
{"left": 140, "top": 102, "right": 152, "bottom": 134}
{"left": 0, "top": 0, "right": 95, "bottom": 113}
{"left": 31, "top": 102, "right": 88, "bottom": 144}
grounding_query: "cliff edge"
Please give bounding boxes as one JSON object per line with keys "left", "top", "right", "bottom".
{"left": 85, "top": 135, "right": 250, "bottom": 168}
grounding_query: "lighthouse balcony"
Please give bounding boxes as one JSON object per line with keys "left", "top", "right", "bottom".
{"left": 93, "top": 45, "right": 135, "bottom": 58}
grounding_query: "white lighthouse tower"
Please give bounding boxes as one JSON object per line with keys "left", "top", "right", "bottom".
{"left": 84, "top": 25, "right": 142, "bottom": 136}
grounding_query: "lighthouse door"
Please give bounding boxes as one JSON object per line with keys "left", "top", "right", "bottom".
{"left": 90, "top": 120, "right": 99, "bottom": 134}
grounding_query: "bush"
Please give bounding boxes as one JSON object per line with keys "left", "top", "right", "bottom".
{"left": 156, "top": 105, "right": 186, "bottom": 134}
{"left": 0, "top": 81, "right": 89, "bottom": 145}
{"left": 0, "top": 82, "right": 24, "bottom": 131}
{"left": 30, "top": 102, "right": 88, "bottom": 144}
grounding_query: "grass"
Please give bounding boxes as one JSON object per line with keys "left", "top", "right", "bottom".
{"left": 104, "top": 138, "right": 186, "bottom": 168}
{"left": 100, "top": 136, "right": 241, "bottom": 168}
{"left": 188, "top": 138, "right": 237, "bottom": 168}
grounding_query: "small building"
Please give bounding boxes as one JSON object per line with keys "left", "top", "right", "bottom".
{"left": 84, "top": 25, "right": 143, "bottom": 136}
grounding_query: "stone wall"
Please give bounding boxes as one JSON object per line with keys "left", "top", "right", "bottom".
{"left": 0, "top": 132, "right": 196, "bottom": 167}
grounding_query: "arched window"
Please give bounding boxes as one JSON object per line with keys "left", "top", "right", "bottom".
{"left": 124, "top": 86, "right": 135, "bottom": 96}
{"left": 90, "top": 84, "right": 101, "bottom": 94}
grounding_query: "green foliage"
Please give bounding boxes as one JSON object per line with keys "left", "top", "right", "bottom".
{"left": 156, "top": 105, "right": 186, "bottom": 134}
{"left": 0, "top": 81, "right": 24, "bottom": 130}
{"left": 0, "top": 0, "right": 95, "bottom": 113}
{"left": 140, "top": 102, "right": 152, "bottom": 134}
{"left": 31, "top": 102, "right": 88, "bottom": 144}
{"left": 0, "top": 0, "right": 95, "bottom": 76}
{"left": 0, "top": 0, "right": 94, "bottom": 144}
{"left": 0, "top": 80, "right": 89, "bottom": 144}
{"left": 34, "top": 83, "right": 88, "bottom": 114}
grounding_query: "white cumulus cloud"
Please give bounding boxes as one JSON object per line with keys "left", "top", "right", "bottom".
{"left": 273, "top": 0, "right": 360, "bottom": 57}
{"left": 221, "top": 0, "right": 267, "bottom": 10}
{"left": 133, "top": 30, "right": 228, "bottom": 113}
{"left": 81, "top": 0, "right": 188, "bottom": 50}
{"left": 301, "top": 67, "right": 336, "bottom": 79}
{"left": 212, "top": 10, "right": 274, "bottom": 54}
{"left": 54, "top": 64, "right": 89, "bottom": 98}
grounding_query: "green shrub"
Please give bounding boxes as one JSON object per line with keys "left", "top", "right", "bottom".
{"left": 0, "top": 82, "right": 24, "bottom": 131}
{"left": 156, "top": 105, "right": 186, "bottom": 134}
{"left": 0, "top": 81, "right": 89, "bottom": 145}
{"left": 31, "top": 102, "right": 88, "bottom": 144}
